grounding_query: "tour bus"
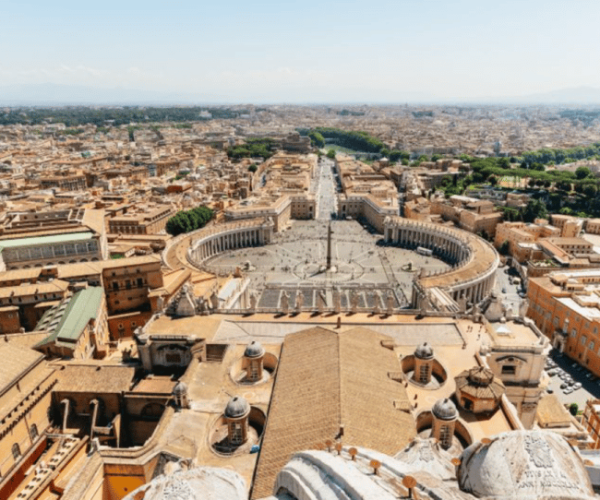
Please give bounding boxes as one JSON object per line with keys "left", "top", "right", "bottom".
{"left": 417, "top": 246, "right": 433, "bottom": 257}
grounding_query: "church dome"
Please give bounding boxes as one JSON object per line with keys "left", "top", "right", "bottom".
{"left": 173, "top": 381, "right": 188, "bottom": 396}
{"left": 244, "top": 340, "right": 265, "bottom": 359}
{"left": 414, "top": 342, "right": 434, "bottom": 360}
{"left": 458, "top": 430, "right": 596, "bottom": 500}
{"left": 432, "top": 398, "right": 458, "bottom": 421}
{"left": 224, "top": 396, "right": 250, "bottom": 419}
{"left": 123, "top": 466, "right": 246, "bottom": 500}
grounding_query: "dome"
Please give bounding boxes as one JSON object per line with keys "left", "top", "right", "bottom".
{"left": 123, "top": 466, "right": 247, "bottom": 500}
{"left": 458, "top": 430, "right": 596, "bottom": 500}
{"left": 224, "top": 396, "right": 250, "bottom": 419}
{"left": 244, "top": 340, "right": 265, "bottom": 359}
{"left": 432, "top": 398, "right": 458, "bottom": 421}
{"left": 394, "top": 438, "right": 456, "bottom": 481}
{"left": 173, "top": 381, "right": 188, "bottom": 396}
{"left": 414, "top": 342, "right": 434, "bottom": 360}
{"left": 467, "top": 366, "right": 495, "bottom": 386}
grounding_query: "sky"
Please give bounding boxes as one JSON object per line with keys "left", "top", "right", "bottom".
{"left": 1, "top": 0, "right": 600, "bottom": 103}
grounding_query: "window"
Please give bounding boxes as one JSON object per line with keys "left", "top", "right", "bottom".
{"left": 581, "top": 336, "right": 588, "bottom": 345}
{"left": 590, "top": 341, "right": 596, "bottom": 350}
{"left": 30, "top": 424, "right": 38, "bottom": 441}
{"left": 502, "top": 365, "right": 516, "bottom": 375}
{"left": 572, "top": 329, "right": 577, "bottom": 338}
{"left": 12, "top": 443, "right": 21, "bottom": 460}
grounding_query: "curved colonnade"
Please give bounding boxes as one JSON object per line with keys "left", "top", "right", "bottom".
{"left": 384, "top": 217, "right": 499, "bottom": 307}
{"left": 188, "top": 218, "right": 275, "bottom": 266}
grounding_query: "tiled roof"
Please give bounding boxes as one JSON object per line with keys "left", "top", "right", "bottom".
{"left": 55, "top": 364, "right": 135, "bottom": 393}
{"left": 0, "top": 342, "right": 44, "bottom": 397}
{"left": 251, "top": 326, "right": 415, "bottom": 499}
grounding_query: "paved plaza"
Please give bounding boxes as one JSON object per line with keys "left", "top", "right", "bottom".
{"left": 205, "top": 219, "right": 449, "bottom": 308}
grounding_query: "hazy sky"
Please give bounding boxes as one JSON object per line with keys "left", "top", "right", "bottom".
{"left": 1, "top": 0, "right": 600, "bottom": 102}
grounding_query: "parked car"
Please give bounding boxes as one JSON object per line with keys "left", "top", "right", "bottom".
{"left": 573, "top": 382, "right": 582, "bottom": 390}
{"left": 560, "top": 383, "right": 568, "bottom": 389}
{"left": 564, "top": 387, "right": 574, "bottom": 395}
{"left": 547, "top": 388, "right": 554, "bottom": 394}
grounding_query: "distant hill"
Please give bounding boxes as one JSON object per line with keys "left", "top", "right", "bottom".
{"left": 506, "top": 86, "right": 600, "bottom": 105}
{"left": 0, "top": 83, "right": 224, "bottom": 106}
{"left": 2, "top": 83, "right": 600, "bottom": 106}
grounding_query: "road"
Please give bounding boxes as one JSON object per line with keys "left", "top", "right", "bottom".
{"left": 493, "top": 264, "right": 524, "bottom": 313}
{"left": 315, "top": 157, "right": 339, "bottom": 221}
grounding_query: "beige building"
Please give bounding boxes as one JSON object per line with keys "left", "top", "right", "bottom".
{"left": 0, "top": 209, "right": 108, "bottom": 270}
{"left": 107, "top": 203, "right": 175, "bottom": 235}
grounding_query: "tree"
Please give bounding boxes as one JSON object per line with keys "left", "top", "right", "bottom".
{"left": 576, "top": 166, "right": 592, "bottom": 179}
{"left": 248, "top": 164, "right": 258, "bottom": 173}
{"left": 166, "top": 206, "right": 214, "bottom": 236}
{"left": 489, "top": 175, "right": 498, "bottom": 186}
{"left": 522, "top": 199, "right": 548, "bottom": 223}
{"left": 583, "top": 183, "right": 598, "bottom": 198}
{"left": 499, "top": 240, "right": 510, "bottom": 255}
{"left": 556, "top": 180, "right": 572, "bottom": 191}
{"left": 326, "top": 149, "right": 336, "bottom": 159}
{"left": 569, "top": 403, "right": 578, "bottom": 416}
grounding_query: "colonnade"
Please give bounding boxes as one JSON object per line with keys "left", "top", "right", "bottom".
{"left": 385, "top": 220, "right": 470, "bottom": 264}
{"left": 190, "top": 220, "right": 274, "bottom": 265}
{"left": 384, "top": 217, "right": 499, "bottom": 309}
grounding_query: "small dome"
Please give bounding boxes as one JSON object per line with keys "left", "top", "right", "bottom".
{"left": 432, "top": 398, "right": 458, "bottom": 421}
{"left": 244, "top": 340, "right": 265, "bottom": 358}
{"left": 414, "top": 342, "right": 434, "bottom": 360}
{"left": 173, "top": 381, "right": 188, "bottom": 396}
{"left": 467, "top": 366, "right": 494, "bottom": 386}
{"left": 224, "top": 396, "right": 250, "bottom": 419}
{"left": 458, "top": 430, "right": 596, "bottom": 500}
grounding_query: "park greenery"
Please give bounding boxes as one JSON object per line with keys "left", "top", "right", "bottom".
{"left": 308, "top": 127, "right": 410, "bottom": 162}
{"left": 165, "top": 206, "right": 214, "bottom": 237}
{"left": 227, "top": 138, "right": 278, "bottom": 161}
{"left": 0, "top": 106, "right": 260, "bottom": 127}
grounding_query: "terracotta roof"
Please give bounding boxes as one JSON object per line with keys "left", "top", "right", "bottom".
{"left": 251, "top": 326, "right": 415, "bottom": 499}
{"left": 55, "top": 364, "right": 135, "bottom": 393}
{"left": 537, "top": 394, "right": 573, "bottom": 428}
{"left": 0, "top": 342, "right": 44, "bottom": 397}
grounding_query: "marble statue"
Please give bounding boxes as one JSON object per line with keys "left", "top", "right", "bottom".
{"left": 350, "top": 290, "right": 359, "bottom": 313}
{"left": 386, "top": 291, "right": 395, "bottom": 315}
{"left": 295, "top": 290, "right": 304, "bottom": 312}
{"left": 281, "top": 291, "right": 290, "bottom": 314}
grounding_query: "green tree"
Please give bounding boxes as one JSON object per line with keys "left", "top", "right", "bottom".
{"left": 248, "top": 164, "right": 258, "bottom": 173}
{"left": 522, "top": 199, "right": 548, "bottom": 223}
{"left": 326, "top": 149, "right": 336, "bottom": 159}
{"left": 569, "top": 403, "right": 578, "bottom": 416}
{"left": 499, "top": 240, "right": 510, "bottom": 255}
{"left": 576, "top": 166, "right": 592, "bottom": 179}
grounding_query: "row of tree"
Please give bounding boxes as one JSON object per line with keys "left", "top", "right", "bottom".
{"left": 0, "top": 106, "right": 260, "bottom": 127}
{"left": 520, "top": 143, "right": 600, "bottom": 167}
{"left": 165, "top": 206, "right": 214, "bottom": 236}
{"left": 227, "top": 138, "right": 278, "bottom": 161}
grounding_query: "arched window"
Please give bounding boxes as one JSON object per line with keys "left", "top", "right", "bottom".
{"left": 30, "top": 424, "right": 38, "bottom": 441}
{"left": 12, "top": 443, "right": 21, "bottom": 460}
